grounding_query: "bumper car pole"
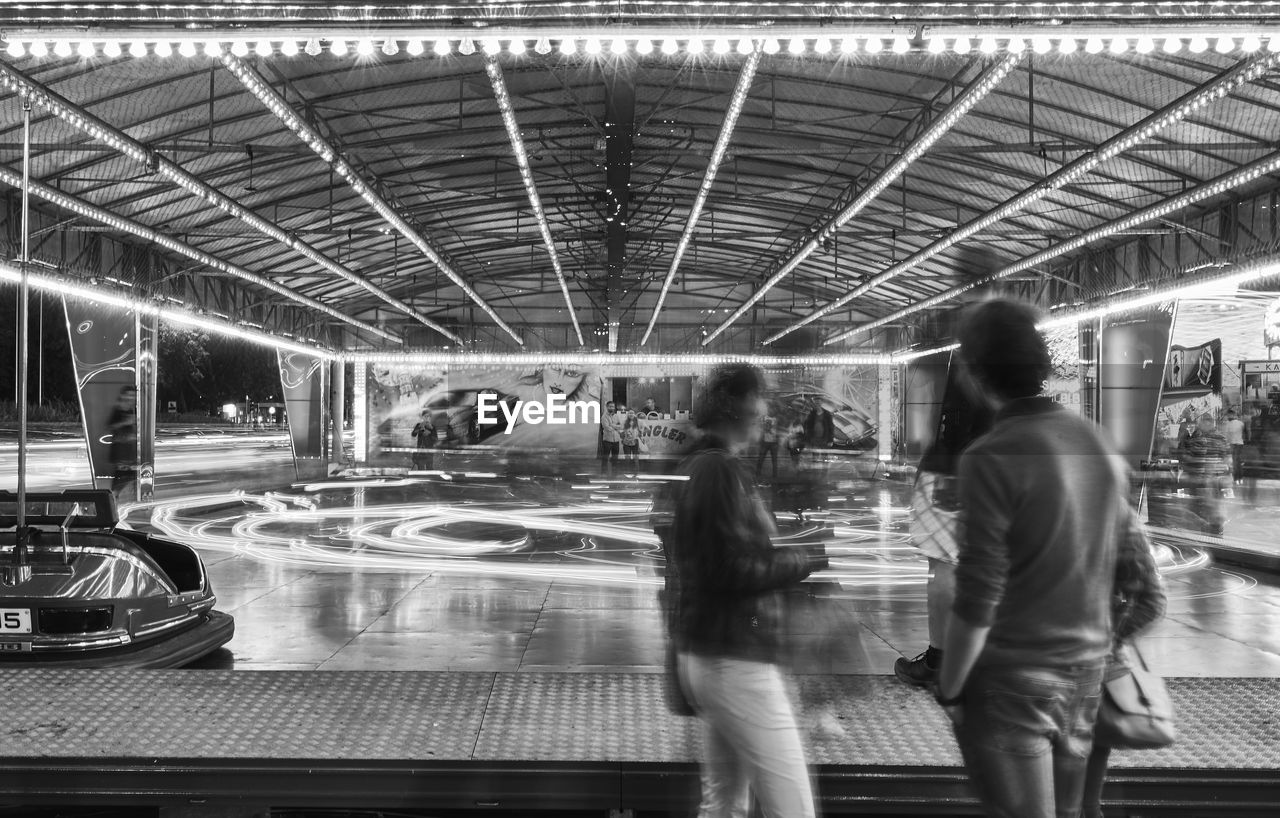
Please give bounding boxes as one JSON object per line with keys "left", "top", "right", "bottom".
{"left": 13, "top": 98, "right": 32, "bottom": 582}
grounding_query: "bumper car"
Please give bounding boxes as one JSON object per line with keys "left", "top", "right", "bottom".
{"left": 0, "top": 489, "right": 233, "bottom": 668}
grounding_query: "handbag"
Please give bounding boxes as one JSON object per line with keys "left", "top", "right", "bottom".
{"left": 1095, "top": 643, "right": 1176, "bottom": 750}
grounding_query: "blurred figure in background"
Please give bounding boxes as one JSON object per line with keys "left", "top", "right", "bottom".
{"left": 897, "top": 378, "right": 993, "bottom": 687}
{"left": 108, "top": 384, "right": 138, "bottom": 501}
{"left": 600, "top": 400, "right": 621, "bottom": 476}
{"left": 663, "top": 363, "right": 826, "bottom": 818}
{"left": 936, "top": 299, "right": 1146, "bottom": 818}
{"left": 756, "top": 412, "right": 779, "bottom": 481}
{"left": 621, "top": 410, "right": 641, "bottom": 477}
{"left": 411, "top": 409, "right": 435, "bottom": 470}
{"left": 1181, "top": 413, "right": 1230, "bottom": 535}
{"left": 1222, "top": 408, "right": 1248, "bottom": 485}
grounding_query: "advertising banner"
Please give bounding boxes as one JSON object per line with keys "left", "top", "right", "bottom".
{"left": 277, "top": 351, "right": 328, "bottom": 477}
{"left": 1099, "top": 303, "right": 1176, "bottom": 469}
{"left": 62, "top": 298, "right": 138, "bottom": 495}
{"left": 1163, "top": 339, "right": 1222, "bottom": 395}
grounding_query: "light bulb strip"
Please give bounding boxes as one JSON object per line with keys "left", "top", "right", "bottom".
{"left": 0, "top": 58, "right": 462, "bottom": 344}
{"left": 891, "top": 249, "right": 1280, "bottom": 361}
{"left": 0, "top": 163, "right": 401, "bottom": 344}
{"left": 826, "top": 148, "right": 1280, "bottom": 345}
{"left": 641, "top": 44, "right": 763, "bottom": 348}
{"left": 0, "top": 260, "right": 335, "bottom": 359}
{"left": 701, "top": 51, "right": 1021, "bottom": 348}
{"left": 340, "top": 351, "right": 887, "bottom": 366}
{"left": 484, "top": 55, "right": 583, "bottom": 346}
{"left": 775, "top": 48, "right": 1280, "bottom": 345}
{"left": 219, "top": 53, "right": 511, "bottom": 345}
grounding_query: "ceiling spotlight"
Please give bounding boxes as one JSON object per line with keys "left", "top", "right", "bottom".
{"left": 280, "top": 39, "right": 300, "bottom": 56}
{"left": 231, "top": 41, "right": 249, "bottom": 57}
{"left": 763, "top": 38, "right": 780, "bottom": 54}
{"left": 330, "top": 39, "right": 350, "bottom": 56}
{"left": 661, "top": 38, "right": 678, "bottom": 55}
{"left": 156, "top": 40, "right": 174, "bottom": 58}
{"left": 954, "top": 36, "right": 972, "bottom": 54}
{"left": 1162, "top": 37, "right": 1182, "bottom": 54}
{"left": 433, "top": 38, "right": 451, "bottom": 55}
{"left": 176, "top": 40, "right": 196, "bottom": 57}
{"left": 382, "top": 39, "right": 399, "bottom": 56}
{"left": 76, "top": 41, "right": 95, "bottom": 58}
{"left": 611, "top": 37, "right": 626, "bottom": 53}
{"left": 927, "top": 37, "right": 947, "bottom": 54}
{"left": 1189, "top": 36, "right": 1209, "bottom": 53}
{"left": 713, "top": 38, "right": 730, "bottom": 55}
{"left": 688, "top": 38, "right": 705, "bottom": 53}
{"left": 122, "top": 41, "right": 141, "bottom": 58}
{"left": 815, "top": 37, "right": 833, "bottom": 54}
{"left": 1085, "top": 37, "right": 1104, "bottom": 54}
{"left": 53, "top": 40, "right": 72, "bottom": 58}
{"left": 1109, "top": 37, "right": 1128, "bottom": 54}
{"left": 1269, "top": 34, "right": 1280, "bottom": 52}
{"left": 736, "top": 38, "right": 754, "bottom": 54}
{"left": 105, "top": 41, "right": 123, "bottom": 57}
{"left": 1032, "top": 36, "right": 1051, "bottom": 54}
{"left": 1215, "top": 37, "right": 1235, "bottom": 54}
{"left": 458, "top": 38, "right": 476, "bottom": 55}
{"left": 304, "top": 38, "right": 321, "bottom": 56}
{"left": 534, "top": 37, "right": 552, "bottom": 54}
{"left": 1058, "top": 37, "right": 1077, "bottom": 54}
{"left": 481, "top": 38, "right": 500, "bottom": 55}
{"left": 356, "top": 39, "right": 374, "bottom": 56}
{"left": 635, "top": 38, "right": 653, "bottom": 55}
{"left": 560, "top": 38, "right": 578, "bottom": 55}
{"left": 1136, "top": 36, "right": 1155, "bottom": 54}
{"left": 891, "top": 37, "right": 910, "bottom": 54}
{"left": 1007, "top": 37, "right": 1026, "bottom": 53}
{"left": 585, "top": 38, "right": 602, "bottom": 55}
{"left": 865, "top": 37, "right": 884, "bottom": 54}
{"left": 1243, "top": 35, "right": 1262, "bottom": 52}
{"left": 787, "top": 37, "right": 805, "bottom": 54}
{"left": 979, "top": 36, "right": 998, "bottom": 54}
{"left": 5, "top": 40, "right": 24, "bottom": 58}
{"left": 30, "top": 40, "right": 48, "bottom": 58}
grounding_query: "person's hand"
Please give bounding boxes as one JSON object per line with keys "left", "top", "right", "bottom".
{"left": 942, "top": 703, "right": 964, "bottom": 727}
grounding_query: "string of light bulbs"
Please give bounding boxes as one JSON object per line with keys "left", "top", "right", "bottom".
{"left": 768, "top": 48, "right": 1280, "bottom": 345}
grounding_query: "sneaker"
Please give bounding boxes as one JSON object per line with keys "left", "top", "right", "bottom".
{"left": 894, "top": 649, "right": 939, "bottom": 687}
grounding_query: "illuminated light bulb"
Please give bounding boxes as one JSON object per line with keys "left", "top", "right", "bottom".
{"left": 433, "top": 38, "right": 451, "bottom": 55}
{"left": 281, "top": 39, "right": 300, "bottom": 56}
{"left": 76, "top": 41, "right": 95, "bottom": 58}
{"left": 104, "top": 40, "right": 122, "bottom": 57}
{"left": 458, "top": 38, "right": 476, "bottom": 55}
{"left": 1243, "top": 35, "right": 1262, "bottom": 52}
{"left": 635, "top": 38, "right": 653, "bottom": 55}
{"left": 1085, "top": 37, "right": 1104, "bottom": 54}
{"left": 979, "top": 36, "right": 997, "bottom": 54}
{"left": 954, "top": 36, "right": 972, "bottom": 54}
{"left": 1162, "top": 37, "right": 1182, "bottom": 54}
{"left": 1032, "top": 36, "right": 1051, "bottom": 54}
{"left": 52, "top": 40, "right": 71, "bottom": 58}
{"left": 356, "top": 39, "right": 374, "bottom": 56}
{"left": 534, "top": 36, "right": 551, "bottom": 54}
{"left": 815, "top": 37, "right": 832, "bottom": 54}
{"left": 1136, "top": 36, "right": 1155, "bottom": 54}
{"left": 865, "top": 37, "right": 883, "bottom": 54}
{"left": 927, "top": 37, "right": 946, "bottom": 54}
{"left": 585, "top": 38, "right": 602, "bottom": 55}
{"left": 787, "top": 37, "right": 805, "bottom": 54}
{"left": 1107, "top": 37, "right": 1127, "bottom": 54}
{"left": 713, "top": 38, "right": 730, "bottom": 55}
{"left": 29, "top": 40, "right": 48, "bottom": 58}
{"left": 481, "top": 38, "right": 500, "bottom": 55}
{"left": 153, "top": 41, "right": 172, "bottom": 58}
{"left": 1058, "top": 37, "right": 1077, "bottom": 54}
{"left": 611, "top": 37, "right": 626, "bottom": 53}
{"left": 122, "top": 41, "right": 141, "bottom": 58}
{"left": 1189, "top": 36, "right": 1209, "bottom": 53}
{"left": 892, "top": 36, "right": 910, "bottom": 54}
{"left": 762, "top": 37, "right": 780, "bottom": 55}
{"left": 330, "top": 39, "right": 350, "bottom": 56}
{"left": 5, "top": 41, "right": 24, "bottom": 58}
{"left": 661, "top": 38, "right": 678, "bottom": 55}
{"left": 231, "top": 41, "right": 249, "bottom": 57}
{"left": 1007, "top": 37, "right": 1026, "bottom": 53}
{"left": 560, "top": 38, "right": 578, "bottom": 55}
{"left": 1269, "top": 34, "right": 1280, "bottom": 52}
{"left": 1216, "top": 36, "right": 1235, "bottom": 53}
{"left": 382, "top": 39, "right": 400, "bottom": 56}
{"left": 688, "top": 37, "right": 705, "bottom": 53}
{"left": 177, "top": 40, "right": 196, "bottom": 57}
{"left": 304, "top": 38, "right": 321, "bottom": 56}
{"left": 736, "top": 38, "right": 753, "bottom": 54}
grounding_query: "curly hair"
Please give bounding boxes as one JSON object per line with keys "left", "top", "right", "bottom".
{"left": 695, "top": 363, "right": 766, "bottom": 429}
{"left": 957, "top": 299, "right": 1050, "bottom": 401}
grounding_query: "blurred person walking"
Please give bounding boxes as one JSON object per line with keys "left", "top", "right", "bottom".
{"left": 411, "top": 409, "right": 435, "bottom": 470}
{"left": 756, "top": 413, "right": 779, "bottom": 480}
{"left": 600, "top": 400, "right": 622, "bottom": 476}
{"left": 1223, "top": 408, "right": 1248, "bottom": 484}
{"left": 662, "top": 364, "right": 826, "bottom": 818}
{"left": 935, "top": 299, "right": 1151, "bottom": 818}
{"left": 108, "top": 384, "right": 138, "bottom": 501}
{"left": 621, "top": 410, "right": 641, "bottom": 476}
{"left": 1181, "top": 413, "right": 1230, "bottom": 535}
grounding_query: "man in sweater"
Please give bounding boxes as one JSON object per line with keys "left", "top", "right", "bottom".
{"left": 1181, "top": 413, "right": 1231, "bottom": 535}
{"left": 936, "top": 300, "right": 1157, "bottom": 818}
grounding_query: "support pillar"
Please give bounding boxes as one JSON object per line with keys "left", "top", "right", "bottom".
{"left": 330, "top": 359, "right": 346, "bottom": 468}
{"left": 136, "top": 310, "right": 158, "bottom": 501}
{"left": 877, "top": 362, "right": 894, "bottom": 466}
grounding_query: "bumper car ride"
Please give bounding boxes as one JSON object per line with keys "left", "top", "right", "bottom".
{"left": 0, "top": 490, "right": 233, "bottom": 668}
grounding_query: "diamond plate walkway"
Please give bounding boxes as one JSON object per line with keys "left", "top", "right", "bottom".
{"left": 1, "top": 670, "right": 1278, "bottom": 815}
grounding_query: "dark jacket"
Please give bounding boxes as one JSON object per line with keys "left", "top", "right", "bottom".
{"left": 655, "top": 438, "right": 820, "bottom": 663}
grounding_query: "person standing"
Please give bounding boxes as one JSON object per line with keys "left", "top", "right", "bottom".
{"left": 621, "top": 410, "right": 641, "bottom": 477}
{"left": 643, "top": 396, "right": 662, "bottom": 416}
{"left": 1222, "top": 408, "right": 1248, "bottom": 484}
{"left": 756, "top": 414, "right": 779, "bottom": 480}
{"left": 600, "top": 400, "right": 622, "bottom": 476}
{"left": 107, "top": 384, "right": 138, "bottom": 502}
{"left": 935, "top": 299, "right": 1145, "bottom": 818}
{"left": 411, "top": 410, "right": 435, "bottom": 470}
{"left": 664, "top": 364, "right": 826, "bottom": 818}
{"left": 1181, "top": 413, "right": 1231, "bottom": 535}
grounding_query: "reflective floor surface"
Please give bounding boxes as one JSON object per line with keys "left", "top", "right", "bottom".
{"left": 108, "top": 466, "right": 1280, "bottom": 677}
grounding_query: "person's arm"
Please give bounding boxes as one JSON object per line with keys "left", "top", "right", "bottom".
{"left": 682, "top": 454, "right": 817, "bottom": 593}
{"left": 1114, "top": 498, "right": 1167, "bottom": 641}
{"left": 938, "top": 449, "right": 1013, "bottom": 702}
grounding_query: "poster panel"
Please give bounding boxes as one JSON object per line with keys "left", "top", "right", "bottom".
{"left": 277, "top": 351, "right": 328, "bottom": 476}
{"left": 62, "top": 298, "right": 137, "bottom": 493}
{"left": 1098, "top": 303, "right": 1175, "bottom": 469}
